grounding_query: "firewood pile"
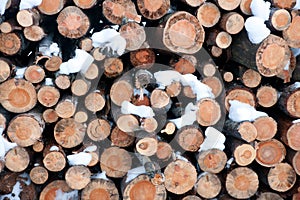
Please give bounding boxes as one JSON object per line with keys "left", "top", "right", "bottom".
{"left": 0, "top": 0, "right": 300, "bottom": 199}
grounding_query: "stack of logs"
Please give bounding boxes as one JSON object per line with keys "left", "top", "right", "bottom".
{"left": 0, "top": 0, "right": 300, "bottom": 199}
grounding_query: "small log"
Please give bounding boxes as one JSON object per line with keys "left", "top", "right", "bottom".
{"left": 84, "top": 63, "right": 99, "bottom": 80}
{"left": 278, "top": 83, "right": 300, "bottom": 118}
{"left": 24, "top": 65, "right": 45, "bottom": 84}
{"left": 223, "top": 120, "right": 257, "bottom": 142}
{"left": 292, "top": 151, "right": 300, "bottom": 176}
{"left": 281, "top": 121, "right": 300, "bottom": 151}
{"left": 225, "top": 87, "right": 256, "bottom": 110}
{"left": 272, "top": 0, "right": 296, "bottom": 9}
{"left": 100, "top": 146, "right": 132, "bottom": 178}
{"left": 0, "top": 32, "right": 23, "bottom": 55}
{"left": 24, "top": 25, "right": 45, "bottom": 41}
{"left": 65, "top": 165, "right": 91, "bottom": 190}
{"left": 43, "top": 143, "right": 66, "bottom": 172}
{"left": 16, "top": 9, "right": 40, "bottom": 28}
{"left": 202, "top": 63, "right": 216, "bottom": 77}
{"left": 225, "top": 167, "right": 259, "bottom": 199}
{"left": 38, "top": 0, "right": 65, "bottom": 15}
{"left": 87, "top": 118, "right": 111, "bottom": 142}
{"left": 117, "top": 114, "right": 139, "bottom": 132}
{"left": 270, "top": 9, "right": 291, "bottom": 31}
{"left": 79, "top": 38, "right": 93, "bottom": 52}
{"left": 136, "top": 137, "right": 158, "bottom": 156}
{"left": 0, "top": 58, "right": 12, "bottom": 83}
{"left": 55, "top": 97, "right": 77, "bottom": 118}
{"left": 257, "top": 192, "right": 284, "bottom": 200}
{"left": 45, "top": 56, "right": 62, "bottom": 72}
{"left": 233, "top": 143, "right": 256, "bottom": 166}
{"left": 182, "top": 195, "right": 202, "bottom": 200}
{"left": 38, "top": 85, "right": 60, "bottom": 107}
{"left": 240, "top": 0, "right": 252, "bottom": 15}
{"left": 123, "top": 174, "right": 166, "bottom": 200}
{"left": 196, "top": 173, "right": 221, "bottom": 199}
{"left": 32, "top": 140, "right": 44, "bottom": 152}
{"left": 196, "top": 98, "right": 221, "bottom": 126}
{"left": 74, "top": 110, "right": 88, "bottom": 123}
{"left": 156, "top": 141, "right": 173, "bottom": 161}
{"left": 255, "top": 139, "right": 286, "bottom": 167}
{"left": 216, "top": 31, "right": 232, "bottom": 49}
{"left": 56, "top": 6, "right": 90, "bottom": 39}
{"left": 222, "top": 71, "right": 234, "bottom": 82}
{"left": 171, "top": 55, "right": 197, "bottom": 74}
{"left": 183, "top": 86, "right": 196, "bottom": 99}
{"left": 256, "top": 85, "right": 278, "bottom": 108}
{"left": 141, "top": 117, "right": 158, "bottom": 133}
{"left": 253, "top": 116, "right": 277, "bottom": 141}
{"left": 268, "top": 163, "right": 296, "bottom": 192}
{"left": 182, "top": 0, "right": 205, "bottom": 7}
{"left": 136, "top": 0, "right": 170, "bottom": 20}
{"left": 220, "top": 12, "right": 244, "bottom": 35}
{"left": 0, "top": 19, "right": 22, "bottom": 33}
{"left": 73, "top": 0, "right": 97, "bottom": 9}
{"left": 55, "top": 74, "right": 71, "bottom": 90}
{"left": 102, "top": 0, "right": 142, "bottom": 24}
{"left": 120, "top": 22, "right": 146, "bottom": 51}
{"left": 211, "top": 45, "right": 223, "bottom": 57}
{"left": 42, "top": 108, "right": 59, "bottom": 123}
{"left": 84, "top": 91, "right": 105, "bottom": 113}
{"left": 54, "top": 118, "right": 86, "bottom": 148}
{"left": 29, "top": 166, "right": 48, "bottom": 185}
{"left": 71, "top": 79, "right": 90, "bottom": 96}
{"left": 160, "top": 121, "right": 176, "bottom": 135}
{"left": 163, "top": 11, "right": 205, "bottom": 54}
{"left": 150, "top": 89, "right": 170, "bottom": 109}
{"left": 40, "top": 180, "right": 73, "bottom": 200}
{"left": 130, "top": 48, "right": 155, "bottom": 69}
{"left": 82, "top": 179, "right": 119, "bottom": 200}
{"left": 104, "top": 58, "right": 124, "bottom": 78}
{"left": 92, "top": 47, "right": 106, "bottom": 61}
{"left": 7, "top": 113, "right": 44, "bottom": 147}
{"left": 241, "top": 69, "right": 261, "bottom": 88}
{"left": 197, "top": 148, "right": 227, "bottom": 173}
{"left": 283, "top": 15, "right": 300, "bottom": 48}
{"left": 197, "top": 3, "right": 221, "bottom": 28}
{"left": 202, "top": 76, "right": 223, "bottom": 97}
{"left": 216, "top": 0, "right": 241, "bottom": 11}
{"left": 166, "top": 81, "right": 181, "bottom": 97}
{"left": 164, "top": 159, "right": 197, "bottom": 194}
{"left": 176, "top": 125, "right": 204, "bottom": 152}
{"left": 5, "top": 146, "right": 30, "bottom": 172}
{"left": 111, "top": 126, "right": 134, "bottom": 147}
{"left": 110, "top": 80, "right": 133, "bottom": 106}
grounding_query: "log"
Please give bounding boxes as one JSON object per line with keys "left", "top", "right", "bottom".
{"left": 29, "top": 166, "right": 48, "bottom": 185}
{"left": 183, "top": 86, "right": 196, "bottom": 99}
{"left": 166, "top": 81, "right": 181, "bottom": 97}
{"left": 120, "top": 22, "right": 146, "bottom": 51}
{"left": 42, "top": 108, "right": 59, "bottom": 123}
{"left": 84, "top": 63, "right": 99, "bottom": 80}
{"left": 196, "top": 173, "right": 221, "bottom": 199}
{"left": 257, "top": 192, "right": 284, "bottom": 200}
{"left": 216, "top": 0, "right": 241, "bottom": 11}
{"left": 223, "top": 120, "right": 257, "bottom": 142}
{"left": 281, "top": 121, "right": 300, "bottom": 151}
{"left": 241, "top": 69, "right": 261, "bottom": 88}
{"left": 136, "top": 137, "right": 158, "bottom": 156}
{"left": 156, "top": 141, "right": 173, "bottom": 161}
{"left": 55, "top": 97, "right": 77, "bottom": 118}
{"left": 32, "top": 140, "right": 44, "bottom": 152}
{"left": 278, "top": 84, "right": 300, "bottom": 118}
{"left": 171, "top": 55, "right": 197, "bottom": 74}
{"left": 24, "top": 25, "right": 45, "bottom": 41}
{"left": 270, "top": 9, "right": 291, "bottom": 31}
{"left": 256, "top": 85, "right": 278, "bottom": 108}
{"left": 215, "top": 31, "right": 232, "bottom": 49}
{"left": 176, "top": 125, "right": 204, "bottom": 152}
{"left": 81, "top": 179, "right": 119, "bottom": 200}
{"left": 73, "top": 0, "right": 97, "bottom": 9}
{"left": 253, "top": 116, "right": 277, "bottom": 141}
{"left": 74, "top": 110, "right": 89, "bottom": 123}
{"left": 79, "top": 37, "right": 93, "bottom": 52}
{"left": 202, "top": 63, "right": 216, "bottom": 77}
{"left": 84, "top": 91, "right": 105, "bottom": 113}
{"left": 39, "top": 180, "right": 74, "bottom": 200}
{"left": 226, "top": 167, "right": 259, "bottom": 199}
{"left": 24, "top": 65, "right": 45, "bottom": 84}
{"left": 163, "top": 11, "right": 205, "bottom": 54}
{"left": 65, "top": 165, "right": 91, "bottom": 190}
{"left": 255, "top": 139, "right": 286, "bottom": 167}
{"left": 116, "top": 114, "right": 139, "bottom": 132}
{"left": 123, "top": 174, "right": 166, "bottom": 200}
{"left": 150, "top": 89, "right": 170, "bottom": 109}
{"left": 196, "top": 3, "right": 221, "bottom": 28}
{"left": 130, "top": 48, "right": 155, "bottom": 69}
{"left": 0, "top": 58, "right": 11, "bottom": 83}
{"left": 56, "top": 6, "right": 90, "bottom": 39}
{"left": 272, "top": 0, "right": 296, "bottom": 9}
{"left": 55, "top": 74, "right": 71, "bottom": 90}
{"left": 92, "top": 47, "right": 106, "bottom": 61}
{"left": 43, "top": 143, "right": 66, "bottom": 172}
{"left": 292, "top": 151, "right": 300, "bottom": 176}
{"left": 100, "top": 146, "right": 132, "bottom": 178}
{"left": 220, "top": 12, "right": 244, "bottom": 35}
{"left": 197, "top": 148, "right": 227, "bottom": 173}
{"left": 239, "top": 0, "right": 252, "bottom": 15}
{"left": 283, "top": 15, "right": 300, "bottom": 48}
{"left": 222, "top": 71, "right": 234, "bottom": 82}
{"left": 16, "top": 9, "right": 40, "bottom": 28}
{"left": 232, "top": 142, "right": 256, "bottom": 166}
{"left": 45, "top": 56, "right": 62, "bottom": 72}
{"left": 87, "top": 118, "right": 111, "bottom": 142}
{"left": 268, "top": 163, "right": 296, "bottom": 192}
{"left": 0, "top": 32, "right": 23, "bottom": 55}
{"left": 196, "top": 98, "right": 221, "bottom": 126}
{"left": 5, "top": 146, "right": 30, "bottom": 172}
{"left": 104, "top": 58, "right": 124, "bottom": 78}
{"left": 111, "top": 126, "right": 135, "bottom": 147}
{"left": 110, "top": 80, "right": 133, "bottom": 106}
{"left": 38, "top": 0, "right": 65, "bottom": 15}
{"left": 182, "top": 195, "right": 202, "bottom": 200}
{"left": 211, "top": 46, "right": 223, "bottom": 57}
{"left": 136, "top": 0, "right": 170, "bottom": 20}
{"left": 0, "top": 19, "right": 22, "bottom": 33}
{"left": 141, "top": 117, "right": 158, "bottom": 133}
{"left": 225, "top": 87, "right": 256, "bottom": 110}
{"left": 71, "top": 79, "right": 90, "bottom": 96}
{"left": 160, "top": 121, "right": 176, "bottom": 135}
{"left": 164, "top": 159, "right": 197, "bottom": 194}
{"left": 202, "top": 76, "right": 223, "bottom": 97}
{"left": 37, "top": 85, "right": 60, "bottom": 107}
{"left": 54, "top": 118, "right": 86, "bottom": 148}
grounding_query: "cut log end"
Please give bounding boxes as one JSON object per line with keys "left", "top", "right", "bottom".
{"left": 286, "top": 90, "right": 300, "bottom": 118}
{"left": 16, "top": 9, "right": 39, "bottom": 28}
{"left": 292, "top": 151, "right": 300, "bottom": 176}
{"left": 238, "top": 121, "right": 258, "bottom": 142}
{"left": 92, "top": 48, "right": 106, "bottom": 61}
{"left": 73, "top": 0, "right": 97, "bottom": 9}
{"left": 55, "top": 100, "right": 76, "bottom": 118}
{"left": 257, "top": 192, "right": 284, "bottom": 200}
{"left": 203, "top": 63, "right": 216, "bottom": 77}
{"left": 268, "top": 163, "right": 296, "bottom": 192}
{"left": 5, "top": 146, "right": 30, "bottom": 172}
{"left": 202, "top": 76, "right": 223, "bottom": 97}
{"left": 38, "top": 0, "right": 65, "bottom": 15}
{"left": 272, "top": 0, "right": 296, "bottom": 9}
{"left": 242, "top": 69, "right": 261, "bottom": 88}
{"left": 217, "top": 0, "right": 241, "bottom": 10}
{"left": 225, "top": 88, "right": 255, "bottom": 110}
{"left": 87, "top": 119, "right": 111, "bottom": 141}
{"left": 45, "top": 56, "right": 62, "bottom": 72}
{"left": 197, "top": 3, "right": 221, "bottom": 28}
{"left": 43, "top": 151, "right": 66, "bottom": 172}
{"left": 271, "top": 9, "right": 291, "bottom": 31}
{"left": 38, "top": 86, "right": 60, "bottom": 107}
{"left": 283, "top": 16, "right": 300, "bottom": 48}
{"left": 220, "top": 12, "right": 244, "bottom": 34}
{"left": 136, "top": 137, "right": 158, "bottom": 156}
{"left": 166, "top": 81, "right": 181, "bottom": 97}
{"left": 110, "top": 80, "right": 133, "bottom": 106}
{"left": 25, "top": 65, "right": 45, "bottom": 84}
{"left": 79, "top": 38, "right": 93, "bottom": 51}
{"left": 240, "top": 0, "right": 252, "bottom": 15}
{"left": 211, "top": 46, "right": 223, "bottom": 57}
{"left": 66, "top": 165, "right": 91, "bottom": 190}
{"left": 111, "top": 126, "right": 134, "bottom": 147}
{"left": 196, "top": 98, "right": 221, "bottom": 126}
{"left": 130, "top": 48, "right": 155, "bottom": 69}
{"left": 256, "top": 86, "right": 278, "bottom": 108}
{"left": 71, "top": 79, "right": 89, "bottom": 96}
{"left": 198, "top": 149, "right": 227, "bottom": 173}
{"left": 177, "top": 125, "right": 204, "bottom": 152}
{"left": 161, "top": 122, "right": 176, "bottom": 135}
{"left": 182, "top": 195, "right": 202, "bottom": 200}
{"left": 286, "top": 123, "right": 300, "bottom": 151}
{"left": 30, "top": 166, "right": 49, "bottom": 185}
{"left": 74, "top": 111, "right": 88, "bottom": 123}
{"left": 32, "top": 141, "right": 44, "bottom": 152}
{"left": 104, "top": 58, "right": 124, "bottom": 78}
{"left": 234, "top": 144, "right": 256, "bottom": 166}
{"left": 117, "top": 114, "right": 139, "bottom": 133}
{"left": 196, "top": 173, "right": 221, "bottom": 199}
{"left": 172, "top": 56, "right": 196, "bottom": 74}
{"left": 254, "top": 117, "right": 277, "bottom": 141}
{"left": 216, "top": 31, "right": 232, "bottom": 49}
{"left": 81, "top": 179, "right": 119, "bottom": 200}
{"left": 24, "top": 25, "right": 45, "bottom": 42}
{"left": 43, "top": 109, "right": 59, "bottom": 123}
{"left": 0, "top": 33, "right": 22, "bottom": 55}
{"left": 156, "top": 141, "right": 172, "bottom": 161}
{"left": 120, "top": 22, "right": 146, "bottom": 51}
{"left": 0, "top": 59, "right": 11, "bottom": 83}
{"left": 40, "top": 180, "right": 72, "bottom": 200}
{"left": 85, "top": 92, "right": 105, "bottom": 113}
{"left": 137, "top": 0, "right": 170, "bottom": 20}
{"left": 142, "top": 117, "right": 158, "bottom": 133}
{"left": 84, "top": 63, "right": 99, "bottom": 80}
{"left": 223, "top": 71, "right": 234, "bottom": 82}
{"left": 55, "top": 75, "right": 71, "bottom": 90}
{"left": 150, "top": 89, "right": 170, "bottom": 109}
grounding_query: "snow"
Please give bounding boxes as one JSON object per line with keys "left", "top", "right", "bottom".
{"left": 15, "top": 67, "right": 27, "bottom": 79}
{"left": 83, "top": 145, "right": 97, "bottom": 152}
{"left": 226, "top": 157, "right": 234, "bottom": 168}
{"left": 19, "top": 173, "right": 31, "bottom": 185}
{"left": 125, "top": 166, "right": 146, "bottom": 183}
{"left": 250, "top": 0, "right": 271, "bottom": 21}
{"left": 291, "top": 48, "right": 300, "bottom": 57}
{"left": 291, "top": 82, "right": 300, "bottom": 89}
{"left": 59, "top": 49, "right": 94, "bottom": 75}
{"left": 154, "top": 70, "right": 182, "bottom": 88}
{"left": 293, "top": 119, "right": 300, "bottom": 124}
{"left": 174, "top": 151, "right": 188, "bottom": 162}
{"left": 170, "top": 103, "right": 198, "bottom": 129}
{"left": 34, "top": 163, "right": 39, "bottom": 166}
{"left": 245, "top": 17, "right": 270, "bottom": 44}
{"left": 45, "top": 78, "right": 54, "bottom": 86}
{"left": 91, "top": 171, "right": 109, "bottom": 180}
{"left": 228, "top": 100, "right": 268, "bottom": 122}
{"left": 0, "top": 0, "right": 9, "bottom": 15}
{"left": 50, "top": 145, "right": 59, "bottom": 151}
{"left": 0, "top": 128, "right": 18, "bottom": 160}
{"left": 91, "top": 29, "right": 126, "bottom": 56}
{"left": 19, "top": 0, "right": 42, "bottom": 10}
{"left": 294, "top": 0, "right": 300, "bottom": 9}
{"left": 55, "top": 189, "right": 78, "bottom": 200}
{"left": 0, "top": 181, "right": 22, "bottom": 200}
{"left": 39, "top": 38, "right": 60, "bottom": 57}
{"left": 199, "top": 127, "right": 226, "bottom": 151}
{"left": 67, "top": 152, "right": 92, "bottom": 166}
{"left": 121, "top": 101, "right": 155, "bottom": 118}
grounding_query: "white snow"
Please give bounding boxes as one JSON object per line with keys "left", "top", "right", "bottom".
{"left": 125, "top": 166, "right": 146, "bottom": 183}
{"left": 91, "top": 171, "right": 109, "bottom": 180}
{"left": 45, "top": 78, "right": 54, "bottom": 86}
{"left": 15, "top": 67, "right": 27, "bottom": 79}
{"left": 174, "top": 151, "right": 188, "bottom": 162}
{"left": 245, "top": 17, "right": 270, "bottom": 44}
{"left": 154, "top": 70, "right": 182, "bottom": 88}
{"left": 19, "top": 173, "right": 31, "bottom": 185}
{"left": 67, "top": 152, "right": 92, "bottom": 166}
{"left": 55, "top": 189, "right": 78, "bottom": 200}
{"left": 199, "top": 127, "right": 226, "bottom": 151}
{"left": 228, "top": 100, "right": 268, "bottom": 122}
{"left": 170, "top": 103, "right": 198, "bottom": 129}
{"left": 284, "top": 60, "right": 291, "bottom": 70}
{"left": 83, "top": 145, "right": 97, "bottom": 152}
{"left": 294, "top": 0, "right": 300, "bottom": 9}
{"left": 59, "top": 49, "right": 94, "bottom": 75}
{"left": 91, "top": 29, "right": 126, "bottom": 56}
{"left": 226, "top": 157, "right": 234, "bottom": 168}
{"left": 0, "top": 127, "right": 18, "bottom": 160}
{"left": 291, "top": 48, "right": 300, "bottom": 57}
{"left": 250, "top": 0, "right": 271, "bottom": 21}
{"left": 0, "top": 181, "right": 22, "bottom": 200}
{"left": 291, "top": 82, "right": 300, "bottom": 89}
{"left": 50, "top": 145, "right": 59, "bottom": 151}
{"left": 39, "top": 39, "right": 60, "bottom": 57}
{"left": 121, "top": 101, "right": 155, "bottom": 118}
{"left": 19, "top": 0, "right": 42, "bottom": 10}
{"left": 293, "top": 119, "right": 300, "bottom": 124}
{"left": 0, "top": 0, "right": 9, "bottom": 15}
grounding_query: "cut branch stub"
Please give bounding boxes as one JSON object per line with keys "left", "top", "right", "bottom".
{"left": 54, "top": 118, "right": 86, "bottom": 148}
{"left": 57, "top": 6, "right": 90, "bottom": 39}
{"left": 0, "top": 32, "right": 22, "bottom": 55}
{"left": 197, "top": 3, "right": 221, "bottom": 28}
{"left": 268, "top": 163, "right": 296, "bottom": 192}
{"left": 196, "top": 173, "right": 221, "bottom": 199}
{"left": 110, "top": 80, "right": 133, "bottom": 106}
{"left": 283, "top": 15, "right": 300, "bottom": 48}
{"left": 197, "top": 148, "right": 227, "bottom": 173}
{"left": 163, "top": 11, "right": 205, "bottom": 54}
{"left": 136, "top": 0, "right": 170, "bottom": 20}
{"left": 87, "top": 118, "right": 111, "bottom": 141}
{"left": 5, "top": 146, "right": 30, "bottom": 172}
{"left": 65, "top": 165, "right": 91, "bottom": 190}
{"left": 81, "top": 179, "right": 119, "bottom": 200}
{"left": 38, "top": 0, "right": 65, "bottom": 15}
{"left": 176, "top": 125, "right": 204, "bottom": 152}
{"left": 196, "top": 98, "right": 221, "bottom": 126}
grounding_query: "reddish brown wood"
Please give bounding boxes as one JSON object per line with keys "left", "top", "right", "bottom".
{"left": 270, "top": 9, "right": 291, "bottom": 31}
{"left": 224, "top": 120, "right": 257, "bottom": 142}
{"left": 171, "top": 55, "right": 197, "bottom": 74}
{"left": 38, "top": 85, "right": 60, "bottom": 107}
{"left": 111, "top": 126, "right": 135, "bottom": 147}
{"left": 196, "top": 173, "right": 221, "bottom": 199}
{"left": 240, "top": 0, "right": 252, "bottom": 15}
{"left": 176, "top": 125, "right": 204, "bottom": 152}
{"left": 104, "top": 58, "right": 124, "bottom": 78}
{"left": 130, "top": 48, "right": 155, "bottom": 69}
{"left": 42, "top": 109, "right": 59, "bottom": 123}
{"left": 38, "top": 0, "right": 65, "bottom": 15}
{"left": 82, "top": 179, "right": 119, "bottom": 200}
{"left": 198, "top": 148, "right": 227, "bottom": 173}
{"left": 220, "top": 12, "right": 244, "bottom": 34}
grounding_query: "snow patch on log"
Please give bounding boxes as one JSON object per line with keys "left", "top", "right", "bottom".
{"left": 83, "top": 145, "right": 97, "bottom": 152}
{"left": 226, "top": 157, "right": 234, "bottom": 168}
{"left": 67, "top": 152, "right": 92, "bottom": 166}
{"left": 229, "top": 100, "right": 268, "bottom": 122}
{"left": 250, "top": 0, "right": 271, "bottom": 21}
{"left": 0, "top": 181, "right": 22, "bottom": 200}
{"left": 55, "top": 189, "right": 78, "bottom": 200}
{"left": 293, "top": 119, "right": 300, "bottom": 124}
{"left": 91, "top": 171, "right": 109, "bottom": 180}
{"left": 125, "top": 166, "right": 146, "bottom": 183}
{"left": 170, "top": 103, "right": 198, "bottom": 129}
{"left": 284, "top": 60, "right": 291, "bottom": 70}
{"left": 0, "top": 127, "right": 18, "bottom": 160}
{"left": 121, "top": 101, "right": 155, "bottom": 118}
{"left": 291, "top": 82, "right": 300, "bottom": 89}
{"left": 199, "top": 127, "right": 226, "bottom": 151}
{"left": 50, "top": 145, "right": 59, "bottom": 151}
{"left": 19, "top": 0, "right": 42, "bottom": 10}
{"left": 245, "top": 17, "right": 270, "bottom": 44}
{"left": 45, "top": 78, "right": 54, "bottom": 86}
{"left": 0, "top": 0, "right": 9, "bottom": 15}
{"left": 59, "top": 49, "right": 94, "bottom": 75}
{"left": 91, "top": 29, "right": 126, "bottom": 56}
